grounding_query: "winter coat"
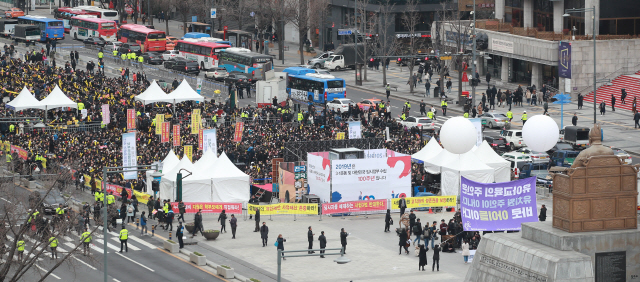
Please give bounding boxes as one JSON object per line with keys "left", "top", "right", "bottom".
{"left": 277, "top": 237, "right": 286, "bottom": 250}
{"left": 462, "top": 242, "right": 470, "bottom": 256}
{"left": 126, "top": 204, "right": 134, "bottom": 217}
{"left": 399, "top": 230, "right": 408, "bottom": 246}
{"left": 340, "top": 231, "right": 348, "bottom": 246}
{"left": 319, "top": 234, "right": 327, "bottom": 248}
{"left": 419, "top": 246, "right": 428, "bottom": 266}
{"left": 432, "top": 245, "right": 441, "bottom": 260}
{"left": 260, "top": 225, "right": 269, "bottom": 239}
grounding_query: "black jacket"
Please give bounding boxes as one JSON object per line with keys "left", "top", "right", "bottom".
{"left": 409, "top": 213, "right": 416, "bottom": 225}
{"left": 255, "top": 209, "right": 260, "bottom": 222}
{"left": 319, "top": 234, "right": 327, "bottom": 248}
{"left": 385, "top": 212, "right": 391, "bottom": 224}
{"left": 399, "top": 230, "right": 408, "bottom": 246}
{"left": 432, "top": 245, "right": 441, "bottom": 260}
{"left": 277, "top": 237, "right": 286, "bottom": 250}
{"left": 398, "top": 199, "right": 407, "bottom": 209}
{"left": 539, "top": 207, "right": 547, "bottom": 220}
{"left": 218, "top": 212, "right": 227, "bottom": 223}
{"left": 194, "top": 213, "right": 203, "bottom": 225}
{"left": 260, "top": 225, "right": 269, "bottom": 238}
{"left": 308, "top": 230, "right": 314, "bottom": 242}
{"left": 340, "top": 232, "right": 348, "bottom": 246}
{"left": 413, "top": 223, "right": 422, "bottom": 236}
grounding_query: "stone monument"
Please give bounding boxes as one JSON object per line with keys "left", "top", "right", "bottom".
{"left": 465, "top": 124, "right": 639, "bottom": 282}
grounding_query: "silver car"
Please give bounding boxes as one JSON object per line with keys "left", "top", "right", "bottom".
{"left": 480, "top": 112, "right": 510, "bottom": 129}
{"left": 307, "top": 52, "right": 333, "bottom": 69}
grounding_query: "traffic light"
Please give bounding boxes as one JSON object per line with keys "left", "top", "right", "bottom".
{"left": 152, "top": 180, "right": 159, "bottom": 192}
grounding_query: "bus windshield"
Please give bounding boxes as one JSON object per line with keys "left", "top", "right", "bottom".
{"left": 48, "top": 21, "right": 63, "bottom": 27}
{"left": 101, "top": 23, "right": 116, "bottom": 30}
{"left": 327, "top": 80, "right": 344, "bottom": 88}
{"left": 148, "top": 32, "right": 166, "bottom": 39}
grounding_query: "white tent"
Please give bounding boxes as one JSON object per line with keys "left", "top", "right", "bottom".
{"left": 180, "top": 151, "right": 219, "bottom": 202}
{"left": 440, "top": 152, "right": 495, "bottom": 196}
{"left": 166, "top": 79, "right": 205, "bottom": 103}
{"left": 134, "top": 80, "right": 170, "bottom": 104}
{"left": 6, "top": 87, "right": 46, "bottom": 111}
{"left": 412, "top": 139, "right": 443, "bottom": 163}
{"left": 40, "top": 85, "right": 77, "bottom": 110}
{"left": 157, "top": 157, "right": 195, "bottom": 200}
{"left": 473, "top": 141, "right": 511, "bottom": 183}
{"left": 209, "top": 152, "right": 250, "bottom": 203}
{"left": 423, "top": 149, "right": 457, "bottom": 174}
{"left": 161, "top": 150, "right": 180, "bottom": 173}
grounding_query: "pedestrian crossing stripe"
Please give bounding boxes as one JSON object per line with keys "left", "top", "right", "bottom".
{"left": 126, "top": 234, "right": 158, "bottom": 249}
{"left": 111, "top": 237, "right": 141, "bottom": 251}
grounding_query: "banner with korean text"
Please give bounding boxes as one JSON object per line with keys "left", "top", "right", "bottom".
{"left": 198, "top": 129, "right": 204, "bottom": 150}
{"left": 10, "top": 145, "right": 28, "bottom": 160}
{"left": 161, "top": 122, "right": 170, "bottom": 143}
{"left": 348, "top": 121, "right": 362, "bottom": 139}
{"left": 83, "top": 174, "right": 151, "bottom": 204}
{"left": 172, "top": 125, "right": 180, "bottom": 147}
{"left": 184, "top": 145, "right": 193, "bottom": 162}
{"left": 126, "top": 109, "right": 136, "bottom": 130}
{"left": 247, "top": 203, "right": 319, "bottom": 215}
{"left": 322, "top": 199, "right": 387, "bottom": 215}
{"left": 460, "top": 177, "right": 537, "bottom": 231}
{"left": 101, "top": 104, "right": 110, "bottom": 124}
{"left": 391, "top": 196, "right": 457, "bottom": 209}
{"left": 233, "top": 122, "right": 244, "bottom": 142}
{"left": 330, "top": 156, "right": 411, "bottom": 202}
{"left": 203, "top": 129, "right": 217, "bottom": 153}
{"left": 191, "top": 109, "right": 201, "bottom": 134}
{"left": 122, "top": 132, "right": 137, "bottom": 180}
{"left": 170, "top": 202, "right": 242, "bottom": 214}
{"left": 155, "top": 114, "right": 164, "bottom": 134}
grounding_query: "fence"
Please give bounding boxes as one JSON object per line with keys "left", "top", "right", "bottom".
{"left": 283, "top": 138, "right": 385, "bottom": 162}
{"left": 26, "top": 123, "right": 103, "bottom": 133}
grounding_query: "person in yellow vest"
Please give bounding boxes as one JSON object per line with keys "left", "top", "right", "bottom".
{"left": 404, "top": 101, "right": 411, "bottom": 112}
{"left": 212, "top": 114, "right": 217, "bottom": 126}
{"left": 120, "top": 53, "right": 127, "bottom": 62}
{"left": 27, "top": 209, "right": 39, "bottom": 224}
{"left": 49, "top": 235, "right": 59, "bottom": 259}
{"left": 80, "top": 228, "right": 92, "bottom": 256}
{"left": 463, "top": 112, "right": 469, "bottom": 118}
{"left": 138, "top": 55, "right": 144, "bottom": 64}
{"left": 9, "top": 124, "right": 14, "bottom": 134}
{"left": 163, "top": 201, "right": 169, "bottom": 214}
{"left": 6, "top": 151, "right": 12, "bottom": 163}
{"left": 97, "top": 50, "right": 104, "bottom": 61}
{"left": 101, "top": 121, "right": 106, "bottom": 129}
{"left": 119, "top": 226, "right": 129, "bottom": 252}
{"left": 112, "top": 49, "right": 118, "bottom": 57}
{"left": 297, "top": 112, "right": 303, "bottom": 122}
{"left": 400, "top": 112, "right": 406, "bottom": 121}
{"left": 506, "top": 110, "right": 513, "bottom": 122}
{"left": 77, "top": 102, "right": 85, "bottom": 110}
{"left": 95, "top": 190, "right": 102, "bottom": 203}
{"left": 426, "top": 109, "right": 434, "bottom": 119}
{"left": 441, "top": 100, "right": 448, "bottom": 116}
{"left": 16, "top": 238, "right": 25, "bottom": 260}
{"left": 56, "top": 204, "right": 65, "bottom": 223}
{"left": 521, "top": 111, "right": 528, "bottom": 125}
{"left": 107, "top": 192, "right": 115, "bottom": 205}
{"left": 131, "top": 52, "right": 137, "bottom": 61}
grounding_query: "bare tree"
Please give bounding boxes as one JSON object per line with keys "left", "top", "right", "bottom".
{"left": 264, "top": 0, "right": 290, "bottom": 61}
{"left": 219, "top": 0, "right": 253, "bottom": 32}
{"left": 370, "top": 0, "right": 398, "bottom": 86}
{"left": 174, "top": 0, "right": 194, "bottom": 35}
{"left": 287, "top": 0, "right": 330, "bottom": 64}
{"left": 400, "top": 0, "right": 423, "bottom": 93}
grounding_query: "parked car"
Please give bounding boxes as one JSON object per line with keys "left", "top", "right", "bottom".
{"left": 327, "top": 98, "right": 356, "bottom": 113}
{"left": 483, "top": 135, "right": 509, "bottom": 153}
{"left": 172, "top": 60, "right": 200, "bottom": 76}
{"left": 506, "top": 157, "right": 532, "bottom": 179}
{"left": 141, "top": 52, "right": 163, "bottom": 64}
{"left": 162, "top": 50, "right": 179, "bottom": 60}
{"left": 307, "top": 51, "right": 334, "bottom": 69}
{"left": 546, "top": 142, "right": 573, "bottom": 156}
{"left": 479, "top": 112, "right": 510, "bottom": 129}
{"left": 204, "top": 67, "right": 228, "bottom": 81}
{"left": 518, "top": 162, "right": 549, "bottom": 179}
{"left": 357, "top": 98, "right": 382, "bottom": 111}
{"left": 165, "top": 36, "right": 177, "bottom": 50}
{"left": 83, "top": 37, "right": 106, "bottom": 48}
{"left": 500, "top": 129, "right": 524, "bottom": 150}
{"left": 550, "top": 150, "right": 579, "bottom": 167}
{"left": 224, "top": 72, "right": 252, "bottom": 86}
{"left": 398, "top": 116, "right": 436, "bottom": 132}
{"left": 106, "top": 41, "right": 123, "bottom": 52}
{"left": 511, "top": 147, "right": 550, "bottom": 163}
{"left": 611, "top": 147, "right": 632, "bottom": 164}
{"left": 28, "top": 189, "right": 66, "bottom": 215}
{"left": 4, "top": 8, "right": 24, "bottom": 18}
{"left": 163, "top": 57, "right": 186, "bottom": 69}
{"left": 118, "top": 43, "right": 142, "bottom": 56}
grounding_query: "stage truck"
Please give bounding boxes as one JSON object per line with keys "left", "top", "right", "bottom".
{"left": 256, "top": 70, "right": 288, "bottom": 108}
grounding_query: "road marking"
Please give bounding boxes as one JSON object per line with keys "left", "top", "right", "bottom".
{"left": 0, "top": 197, "right": 11, "bottom": 203}
{"left": 71, "top": 255, "right": 97, "bottom": 270}
{"left": 110, "top": 237, "right": 140, "bottom": 251}
{"left": 125, "top": 234, "right": 158, "bottom": 249}
{"left": 115, "top": 252, "right": 155, "bottom": 272}
{"left": 63, "top": 236, "right": 73, "bottom": 242}
{"left": 97, "top": 238, "right": 121, "bottom": 252}
{"left": 157, "top": 248, "right": 230, "bottom": 282}
{"left": 34, "top": 264, "right": 61, "bottom": 279}
{"left": 113, "top": 279, "right": 122, "bottom": 282}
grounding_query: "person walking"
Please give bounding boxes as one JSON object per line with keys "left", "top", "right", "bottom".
{"left": 398, "top": 195, "right": 407, "bottom": 218}
{"left": 441, "top": 99, "right": 448, "bottom": 116}
{"left": 192, "top": 210, "right": 204, "bottom": 237}
{"left": 384, "top": 209, "right": 392, "bottom": 232}
{"left": 634, "top": 111, "right": 640, "bottom": 129}
{"left": 254, "top": 208, "right": 260, "bottom": 232}
{"left": 276, "top": 234, "right": 286, "bottom": 260}
{"left": 126, "top": 201, "right": 134, "bottom": 223}
{"left": 543, "top": 101, "right": 549, "bottom": 115}
{"left": 424, "top": 81, "right": 430, "bottom": 97}
{"left": 307, "top": 226, "right": 316, "bottom": 253}
{"left": 230, "top": 214, "right": 237, "bottom": 239}
{"left": 432, "top": 243, "right": 441, "bottom": 271}
{"left": 621, "top": 89, "right": 627, "bottom": 104}
{"left": 176, "top": 222, "right": 184, "bottom": 249}
{"left": 80, "top": 228, "right": 91, "bottom": 256}
{"left": 165, "top": 209, "right": 174, "bottom": 231}
{"left": 119, "top": 226, "right": 128, "bottom": 253}
{"left": 140, "top": 211, "right": 147, "bottom": 235}
{"left": 462, "top": 240, "right": 470, "bottom": 264}
{"left": 600, "top": 101, "right": 606, "bottom": 116}
{"left": 572, "top": 113, "right": 578, "bottom": 126}
{"left": 146, "top": 196, "right": 154, "bottom": 218}
{"left": 418, "top": 244, "right": 428, "bottom": 271}
{"left": 611, "top": 94, "right": 616, "bottom": 112}
{"left": 318, "top": 231, "right": 327, "bottom": 258}
{"left": 446, "top": 78, "right": 452, "bottom": 94}
{"left": 16, "top": 237, "right": 25, "bottom": 260}
{"left": 260, "top": 222, "right": 269, "bottom": 247}
{"left": 409, "top": 210, "right": 416, "bottom": 232}
{"left": 385, "top": 83, "right": 391, "bottom": 100}
{"left": 577, "top": 93, "right": 584, "bottom": 109}
{"left": 413, "top": 218, "right": 423, "bottom": 246}
{"left": 49, "top": 235, "right": 59, "bottom": 259}
{"left": 539, "top": 204, "right": 547, "bottom": 222}
{"left": 398, "top": 228, "right": 409, "bottom": 255}
{"left": 485, "top": 72, "right": 491, "bottom": 85}
{"left": 633, "top": 97, "right": 638, "bottom": 114}
{"left": 218, "top": 210, "right": 227, "bottom": 233}
{"left": 521, "top": 111, "right": 528, "bottom": 125}
{"left": 177, "top": 201, "right": 185, "bottom": 222}
{"left": 340, "top": 228, "right": 348, "bottom": 254}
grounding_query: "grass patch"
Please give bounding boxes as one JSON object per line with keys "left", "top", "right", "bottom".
{"left": 167, "top": 240, "right": 176, "bottom": 244}
{"left": 250, "top": 279, "right": 261, "bottom": 282}
{"left": 193, "top": 251, "right": 203, "bottom": 256}
{"left": 203, "top": 230, "right": 220, "bottom": 233}
{"left": 220, "top": 265, "right": 231, "bottom": 269}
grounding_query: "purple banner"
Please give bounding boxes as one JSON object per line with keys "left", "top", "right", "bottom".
{"left": 558, "top": 42, "right": 571, "bottom": 78}
{"left": 460, "top": 177, "right": 537, "bottom": 231}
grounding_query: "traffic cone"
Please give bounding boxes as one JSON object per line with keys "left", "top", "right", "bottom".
{"left": 451, "top": 206, "right": 455, "bottom": 212}
{"left": 428, "top": 207, "right": 433, "bottom": 214}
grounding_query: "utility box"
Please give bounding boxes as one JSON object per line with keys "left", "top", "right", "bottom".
{"left": 256, "top": 71, "right": 287, "bottom": 108}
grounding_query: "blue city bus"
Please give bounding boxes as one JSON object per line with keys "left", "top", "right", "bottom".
{"left": 218, "top": 47, "right": 273, "bottom": 80}
{"left": 286, "top": 72, "right": 346, "bottom": 103}
{"left": 17, "top": 16, "right": 64, "bottom": 41}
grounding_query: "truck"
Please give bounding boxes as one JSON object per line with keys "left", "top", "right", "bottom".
{"left": 0, "top": 19, "right": 18, "bottom": 37}
{"left": 255, "top": 70, "right": 288, "bottom": 108}
{"left": 13, "top": 24, "right": 40, "bottom": 44}
{"left": 563, "top": 126, "right": 590, "bottom": 149}
{"left": 324, "top": 44, "right": 367, "bottom": 71}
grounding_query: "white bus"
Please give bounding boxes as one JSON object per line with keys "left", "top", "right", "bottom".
{"left": 76, "top": 6, "right": 119, "bottom": 23}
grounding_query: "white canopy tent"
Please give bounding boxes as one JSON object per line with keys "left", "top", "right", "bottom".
{"left": 134, "top": 80, "right": 170, "bottom": 104}
{"left": 40, "top": 85, "right": 77, "bottom": 110}
{"left": 208, "top": 152, "right": 250, "bottom": 203}
{"left": 412, "top": 139, "right": 443, "bottom": 163}
{"left": 146, "top": 150, "right": 180, "bottom": 195}
{"left": 180, "top": 151, "right": 219, "bottom": 203}
{"left": 6, "top": 87, "right": 46, "bottom": 111}
{"left": 440, "top": 152, "right": 495, "bottom": 196}
{"left": 423, "top": 149, "right": 457, "bottom": 174}
{"left": 473, "top": 141, "right": 511, "bottom": 183}
{"left": 157, "top": 157, "right": 195, "bottom": 200}
{"left": 166, "top": 79, "right": 205, "bottom": 103}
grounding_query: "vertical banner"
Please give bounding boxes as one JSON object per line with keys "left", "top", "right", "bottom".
{"left": 469, "top": 118, "right": 483, "bottom": 147}
{"left": 184, "top": 145, "right": 193, "bottom": 161}
{"left": 460, "top": 177, "right": 538, "bottom": 231}
{"left": 198, "top": 129, "right": 204, "bottom": 150}
{"left": 233, "top": 122, "right": 244, "bottom": 142}
{"left": 127, "top": 108, "right": 136, "bottom": 130}
{"left": 196, "top": 78, "right": 203, "bottom": 95}
{"left": 191, "top": 110, "right": 201, "bottom": 134}
{"left": 172, "top": 125, "right": 180, "bottom": 147}
{"left": 336, "top": 132, "right": 345, "bottom": 140}
{"left": 122, "top": 132, "right": 137, "bottom": 180}
{"left": 558, "top": 41, "right": 572, "bottom": 79}
{"left": 348, "top": 121, "right": 362, "bottom": 139}
{"left": 161, "top": 122, "right": 170, "bottom": 143}
{"left": 101, "top": 104, "right": 110, "bottom": 124}
{"left": 203, "top": 128, "right": 217, "bottom": 153}
{"left": 155, "top": 114, "right": 164, "bottom": 135}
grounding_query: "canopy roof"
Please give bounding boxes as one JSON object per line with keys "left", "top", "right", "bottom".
{"left": 40, "top": 85, "right": 77, "bottom": 109}
{"left": 411, "top": 139, "right": 443, "bottom": 163}
{"left": 161, "top": 150, "right": 180, "bottom": 173}
{"left": 473, "top": 141, "right": 511, "bottom": 183}
{"left": 166, "top": 79, "right": 205, "bottom": 103}
{"left": 134, "top": 80, "right": 170, "bottom": 105}
{"left": 423, "top": 149, "right": 456, "bottom": 174}
{"left": 6, "top": 87, "right": 46, "bottom": 110}
{"left": 440, "top": 151, "right": 495, "bottom": 196}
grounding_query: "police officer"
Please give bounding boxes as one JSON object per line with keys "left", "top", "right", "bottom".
{"left": 16, "top": 237, "right": 25, "bottom": 260}
{"left": 49, "top": 235, "right": 59, "bottom": 259}
{"left": 440, "top": 99, "right": 448, "bottom": 116}
{"left": 56, "top": 204, "right": 65, "bottom": 222}
{"left": 119, "top": 226, "right": 128, "bottom": 252}
{"left": 97, "top": 49, "right": 104, "bottom": 63}
{"left": 506, "top": 109, "right": 513, "bottom": 122}
{"left": 138, "top": 54, "right": 144, "bottom": 65}
{"left": 112, "top": 48, "right": 118, "bottom": 58}
{"left": 463, "top": 111, "right": 469, "bottom": 118}
{"left": 80, "top": 228, "right": 92, "bottom": 256}
{"left": 521, "top": 111, "right": 528, "bottom": 125}
{"left": 400, "top": 112, "right": 406, "bottom": 121}
{"left": 297, "top": 112, "right": 303, "bottom": 123}
{"left": 120, "top": 52, "right": 127, "bottom": 63}
{"left": 107, "top": 192, "right": 115, "bottom": 206}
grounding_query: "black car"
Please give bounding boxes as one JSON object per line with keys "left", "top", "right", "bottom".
{"left": 163, "top": 58, "right": 186, "bottom": 69}
{"left": 117, "top": 43, "right": 142, "bottom": 56}
{"left": 546, "top": 142, "right": 574, "bottom": 156}
{"left": 28, "top": 189, "right": 66, "bottom": 215}
{"left": 141, "top": 52, "right": 163, "bottom": 64}
{"left": 484, "top": 136, "right": 509, "bottom": 153}
{"left": 224, "top": 72, "right": 252, "bottom": 86}
{"left": 171, "top": 60, "right": 200, "bottom": 76}
{"left": 83, "top": 37, "right": 106, "bottom": 48}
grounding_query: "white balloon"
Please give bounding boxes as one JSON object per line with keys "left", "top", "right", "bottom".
{"left": 440, "top": 117, "right": 477, "bottom": 154}
{"left": 522, "top": 115, "right": 559, "bottom": 152}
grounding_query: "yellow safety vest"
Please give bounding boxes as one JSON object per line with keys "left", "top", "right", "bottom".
{"left": 427, "top": 111, "right": 434, "bottom": 119}
{"left": 98, "top": 52, "right": 103, "bottom": 59}
{"left": 17, "top": 240, "right": 25, "bottom": 251}
{"left": 379, "top": 103, "right": 385, "bottom": 109}
{"left": 9, "top": 124, "right": 14, "bottom": 132}
{"left": 441, "top": 101, "right": 447, "bottom": 107}
{"left": 121, "top": 54, "right": 127, "bottom": 60}
{"left": 507, "top": 111, "right": 513, "bottom": 119}
{"left": 81, "top": 232, "right": 92, "bottom": 243}
{"left": 163, "top": 203, "right": 169, "bottom": 214}
{"left": 401, "top": 113, "right": 406, "bottom": 120}
{"left": 119, "top": 229, "right": 128, "bottom": 240}
{"left": 464, "top": 112, "right": 469, "bottom": 118}
{"left": 6, "top": 153, "right": 12, "bottom": 163}
{"left": 78, "top": 102, "right": 85, "bottom": 110}
{"left": 297, "top": 113, "right": 303, "bottom": 121}
{"left": 107, "top": 195, "right": 115, "bottom": 205}
{"left": 95, "top": 191, "right": 101, "bottom": 201}
{"left": 405, "top": 102, "right": 411, "bottom": 109}
{"left": 138, "top": 56, "right": 144, "bottom": 63}
{"left": 212, "top": 115, "right": 217, "bottom": 123}
{"left": 522, "top": 114, "right": 528, "bottom": 121}
{"left": 56, "top": 207, "right": 64, "bottom": 215}
{"left": 28, "top": 211, "right": 39, "bottom": 223}
{"left": 49, "top": 237, "right": 58, "bottom": 248}
{"left": 113, "top": 50, "right": 118, "bottom": 56}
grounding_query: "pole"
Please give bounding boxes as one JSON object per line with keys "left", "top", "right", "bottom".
{"left": 471, "top": 0, "right": 476, "bottom": 108}
{"left": 354, "top": 1, "right": 358, "bottom": 85}
{"left": 277, "top": 249, "right": 282, "bottom": 282}
{"left": 592, "top": 6, "right": 596, "bottom": 124}
{"left": 147, "top": 0, "right": 152, "bottom": 26}
{"left": 102, "top": 167, "right": 108, "bottom": 282}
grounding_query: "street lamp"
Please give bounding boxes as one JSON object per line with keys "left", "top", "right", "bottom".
{"left": 277, "top": 248, "right": 350, "bottom": 282}
{"left": 102, "top": 165, "right": 162, "bottom": 282}
{"left": 471, "top": 2, "right": 477, "bottom": 108}
{"left": 564, "top": 6, "right": 596, "bottom": 123}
